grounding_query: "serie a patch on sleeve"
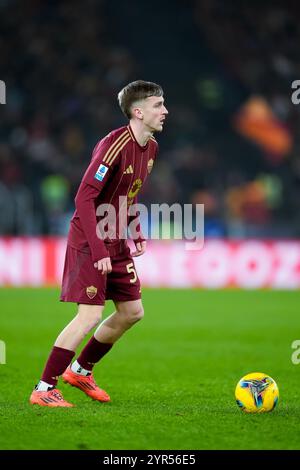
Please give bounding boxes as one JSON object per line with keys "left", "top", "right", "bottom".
{"left": 94, "top": 164, "right": 109, "bottom": 182}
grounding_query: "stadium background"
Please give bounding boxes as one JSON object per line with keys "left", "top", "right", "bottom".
{"left": 1, "top": 0, "right": 300, "bottom": 451}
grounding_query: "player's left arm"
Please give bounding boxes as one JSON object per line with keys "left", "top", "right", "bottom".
{"left": 131, "top": 240, "right": 147, "bottom": 257}
{"left": 129, "top": 141, "right": 158, "bottom": 257}
{"left": 130, "top": 141, "right": 158, "bottom": 257}
{"left": 128, "top": 194, "right": 147, "bottom": 257}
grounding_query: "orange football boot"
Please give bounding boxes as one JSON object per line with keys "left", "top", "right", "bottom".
{"left": 62, "top": 366, "right": 110, "bottom": 402}
{"left": 30, "top": 388, "right": 74, "bottom": 407}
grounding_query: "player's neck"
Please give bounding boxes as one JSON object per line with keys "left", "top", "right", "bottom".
{"left": 129, "top": 120, "right": 152, "bottom": 147}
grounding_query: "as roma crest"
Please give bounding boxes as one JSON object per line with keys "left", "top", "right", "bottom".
{"left": 86, "top": 285, "right": 97, "bottom": 299}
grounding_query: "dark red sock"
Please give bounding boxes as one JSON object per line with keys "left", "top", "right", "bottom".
{"left": 41, "top": 346, "right": 75, "bottom": 386}
{"left": 77, "top": 336, "right": 113, "bottom": 371}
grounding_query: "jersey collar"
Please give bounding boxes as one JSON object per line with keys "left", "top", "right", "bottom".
{"left": 127, "top": 125, "right": 150, "bottom": 151}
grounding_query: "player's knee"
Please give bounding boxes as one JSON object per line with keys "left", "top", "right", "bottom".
{"left": 125, "top": 306, "right": 144, "bottom": 325}
{"left": 77, "top": 306, "right": 102, "bottom": 334}
{"left": 81, "top": 316, "right": 101, "bottom": 335}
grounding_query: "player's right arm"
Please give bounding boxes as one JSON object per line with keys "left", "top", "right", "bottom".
{"left": 74, "top": 133, "right": 122, "bottom": 274}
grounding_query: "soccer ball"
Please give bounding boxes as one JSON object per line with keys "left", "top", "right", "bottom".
{"left": 235, "top": 372, "right": 279, "bottom": 413}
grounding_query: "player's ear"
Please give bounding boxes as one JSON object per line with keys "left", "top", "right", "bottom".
{"left": 131, "top": 104, "right": 143, "bottom": 120}
{"left": 134, "top": 109, "right": 143, "bottom": 120}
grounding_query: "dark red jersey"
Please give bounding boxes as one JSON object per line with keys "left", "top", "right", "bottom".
{"left": 68, "top": 125, "right": 158, "bottom": 262}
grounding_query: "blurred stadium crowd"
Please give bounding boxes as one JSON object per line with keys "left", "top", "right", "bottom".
{"left": 1, "top": 0, "right": 300, "bottom": 238}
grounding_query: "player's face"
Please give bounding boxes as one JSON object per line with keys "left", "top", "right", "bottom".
{"left": 140, "top": 96, "right": 168, "bottom": 132}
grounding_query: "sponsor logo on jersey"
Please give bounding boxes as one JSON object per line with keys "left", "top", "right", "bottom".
{"left": 128, "top": 178, "right": 142, "bottom": 199}
{"left": 127, "top": 178, "right": 143, "bottom": 206}
{"left": 94, "top": 164, "right": 109, "bottom": 182}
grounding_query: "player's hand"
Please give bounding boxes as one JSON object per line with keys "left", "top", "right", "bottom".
{"left": 94, "top": 257, "right": 112, "bottom": 275}
{"left": 131, "top": 241, "right": 147, "bottom": 257}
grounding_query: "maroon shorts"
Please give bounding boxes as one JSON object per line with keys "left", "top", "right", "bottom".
{"left": 60, "top": 245, "right": 141, "bottom": 306}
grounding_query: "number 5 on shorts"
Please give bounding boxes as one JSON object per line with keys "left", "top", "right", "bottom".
{"left": 126, "top": 262, "right": 137, "bottom": 283}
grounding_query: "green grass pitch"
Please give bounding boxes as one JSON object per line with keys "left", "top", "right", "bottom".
{"left": 0, "top": 288, "right": 300, "bottom": 450}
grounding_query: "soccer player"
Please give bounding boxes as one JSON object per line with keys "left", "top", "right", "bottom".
{"left": 30, "top": 80, "right": 168, "bottom": 407}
